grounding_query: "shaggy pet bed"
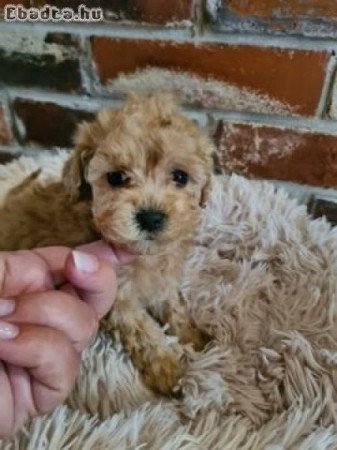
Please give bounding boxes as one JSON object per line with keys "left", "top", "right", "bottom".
{"left": 1, "top": 151, "right": 337, "bottom": 449}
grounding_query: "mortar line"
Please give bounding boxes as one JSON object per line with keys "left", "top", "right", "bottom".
{"left": 77, "top": 35, "right": 93, "bottom": 95}
{"left": 196, "top": 108, "right": 337, "bottom": 134}
{"left": 316, "top": 54, "right": 337, "bottom": 118}
{"left": 0, "top": 88, "right": 23, "bottom": 145}
{"left": 193, "top": 0, "right": 206, "bottom": 36}
{"left": 0, "top": 144, "right": 69, "bottom": 156}
{"left": 0, "top": 20, "right": 337, "bottom": 51}
{"left": 198, "top": 31, "right": 337, "bottom": 52}
{"left": 269, "top": 179, "right": 337, "bottom": 202}
{"left": 0, "top": 19, "right": 194, "bottom": 40}
{"left": 0, "top": 143, "right": 24, "bottom": 154}
{"left": 3, "top": 86, "right": 337, "bottom": 135}
{"left": 1, "top": 87, "right": 122, "bottom": 109}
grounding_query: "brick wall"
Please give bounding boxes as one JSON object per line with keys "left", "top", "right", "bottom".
{"left": 0, "top": 1, "right": 337, "bottom": 212}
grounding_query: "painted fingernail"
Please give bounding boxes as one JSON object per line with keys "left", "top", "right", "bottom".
{"left": 72, "top": 250, "right": 99, "bottom": 273}
{"left": 0, "top": 321, "right": 19, "bottom": 340}
{"left": 0, "top": 298, "right": 15, "bottom": 316}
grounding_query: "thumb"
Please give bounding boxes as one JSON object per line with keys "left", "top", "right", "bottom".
{"left": 63, "top": 241, "right": 132, "bottom": 318}
{"left": 77, "top": 240, "right": 135, "bottom": 266}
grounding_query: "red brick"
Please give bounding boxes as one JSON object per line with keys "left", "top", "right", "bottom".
{"left": 214, "top": 120, "right": 337, "bottom": 188}
{"left": 0, "top": 105, "right": 13, "bottom": 145}
{"left": 91, "top": 38, "right": 329, "bottom": 116}
{"left": 31, "top": 0, "right": 194, "bottom": 24}
{"left": 225, "top": 0, "right": 337, "bottom": 17}
{"left": 13, "top": 99, "right": 94, "bottom": 148}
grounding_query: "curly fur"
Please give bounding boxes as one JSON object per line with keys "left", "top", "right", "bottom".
{"left": 2, "top": 154, "right": 337, "bottom": 448}
{"left": 0, "top": 93, "right": 214, "bottom": 394}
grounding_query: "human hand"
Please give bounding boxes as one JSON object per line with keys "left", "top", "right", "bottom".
{"left": 0, "top": 241, "right": 132, "bottom": 437}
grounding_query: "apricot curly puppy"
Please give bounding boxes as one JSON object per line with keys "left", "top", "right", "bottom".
{"left": 0, "top": 93, "right": 214, "bottom": 394}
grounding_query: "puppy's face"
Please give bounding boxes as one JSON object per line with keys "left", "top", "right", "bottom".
{"left": 64, "top": 94, "right": 213, "bottom": 255}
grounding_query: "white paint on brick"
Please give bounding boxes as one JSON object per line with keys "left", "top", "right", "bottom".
{"left": 253, "top": 127, "right": 303, "bottom": 161}
{"left": 107, "top": 67, "right": 294, "bottom": 115}
{"left": 165, "top": 19, "right": 193, "bottom": 28}
{"left": 218, "top": 122, "right": 304, "bottom": 175}
{"left": 0, "top": 29, "right": 76, "bottom": 61}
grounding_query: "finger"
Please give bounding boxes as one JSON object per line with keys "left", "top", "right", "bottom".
{"left": 5, "top": 364, "right": 34, "bottom": 435}
{"left": 54, "top": 241, "right": 134, "bottom": 292}
{"left": 0, "top": 247, "right": 71, "bottom": 297}
{"left": 3, "top": 291, "right": 98, "bottom": 352}
{"left": 0, "top": 241, "right": 134, "bottom": 298}
{"left": 32, "top": 246, "right": 72, "bottom": 286}
{"left": 78, "top": 240, "right": 135, "bottom": 266}
{"left": 0, "top": 362, "right": 14, "bottom": 438}
{"left": 0, "top": 325, "right": 80, "bottom": 414}
{"left": 63, "top": 250, "right": 118, "bottom": 319}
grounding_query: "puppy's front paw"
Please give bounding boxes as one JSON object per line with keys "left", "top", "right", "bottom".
{"left": 142, "top": 348, "right": 186, "bottom": 395}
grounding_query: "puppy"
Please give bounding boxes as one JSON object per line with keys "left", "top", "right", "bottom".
{"left": 0, "top": 93, "right": 214, "bottom": 394}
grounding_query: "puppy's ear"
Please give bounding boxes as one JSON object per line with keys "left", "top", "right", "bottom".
{"left": 63, "top": 119, "right": 103, "bottom": 201}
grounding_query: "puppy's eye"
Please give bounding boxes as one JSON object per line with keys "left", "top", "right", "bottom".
{"left": 172, "top": 169, "right": 189, "bottom": 187}
{"left": 106, "top": 170, "right": 129, "bottom": 187}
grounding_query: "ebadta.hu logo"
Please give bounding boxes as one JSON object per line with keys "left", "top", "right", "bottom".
{"left": 4, "top": 3, "right": 103, "bottom": 22}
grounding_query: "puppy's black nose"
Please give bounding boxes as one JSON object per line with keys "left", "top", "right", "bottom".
{"left": 135, "top": 208, "right": 166, "bottom": 233}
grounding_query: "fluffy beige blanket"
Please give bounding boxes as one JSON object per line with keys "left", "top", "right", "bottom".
{"left": 1, "top": 151, "right": 337, "bottom": 449}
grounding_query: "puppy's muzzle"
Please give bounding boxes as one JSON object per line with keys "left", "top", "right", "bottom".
{"left": 135, "top": 208, "right": 166, "bottom": 234}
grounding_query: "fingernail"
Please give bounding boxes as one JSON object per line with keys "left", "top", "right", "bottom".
{"left": 0, "top": 298, "right": 15, "bottom": 316}
{"left": 72, "top": 250, "right": 99, "bottom": 273}
{"left": 0, "top": 321, "right": 19, "bottom": 340}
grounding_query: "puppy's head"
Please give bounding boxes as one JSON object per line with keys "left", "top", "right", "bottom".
{"left": 63, "top": 93, "right": 214, "bottom": 255}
